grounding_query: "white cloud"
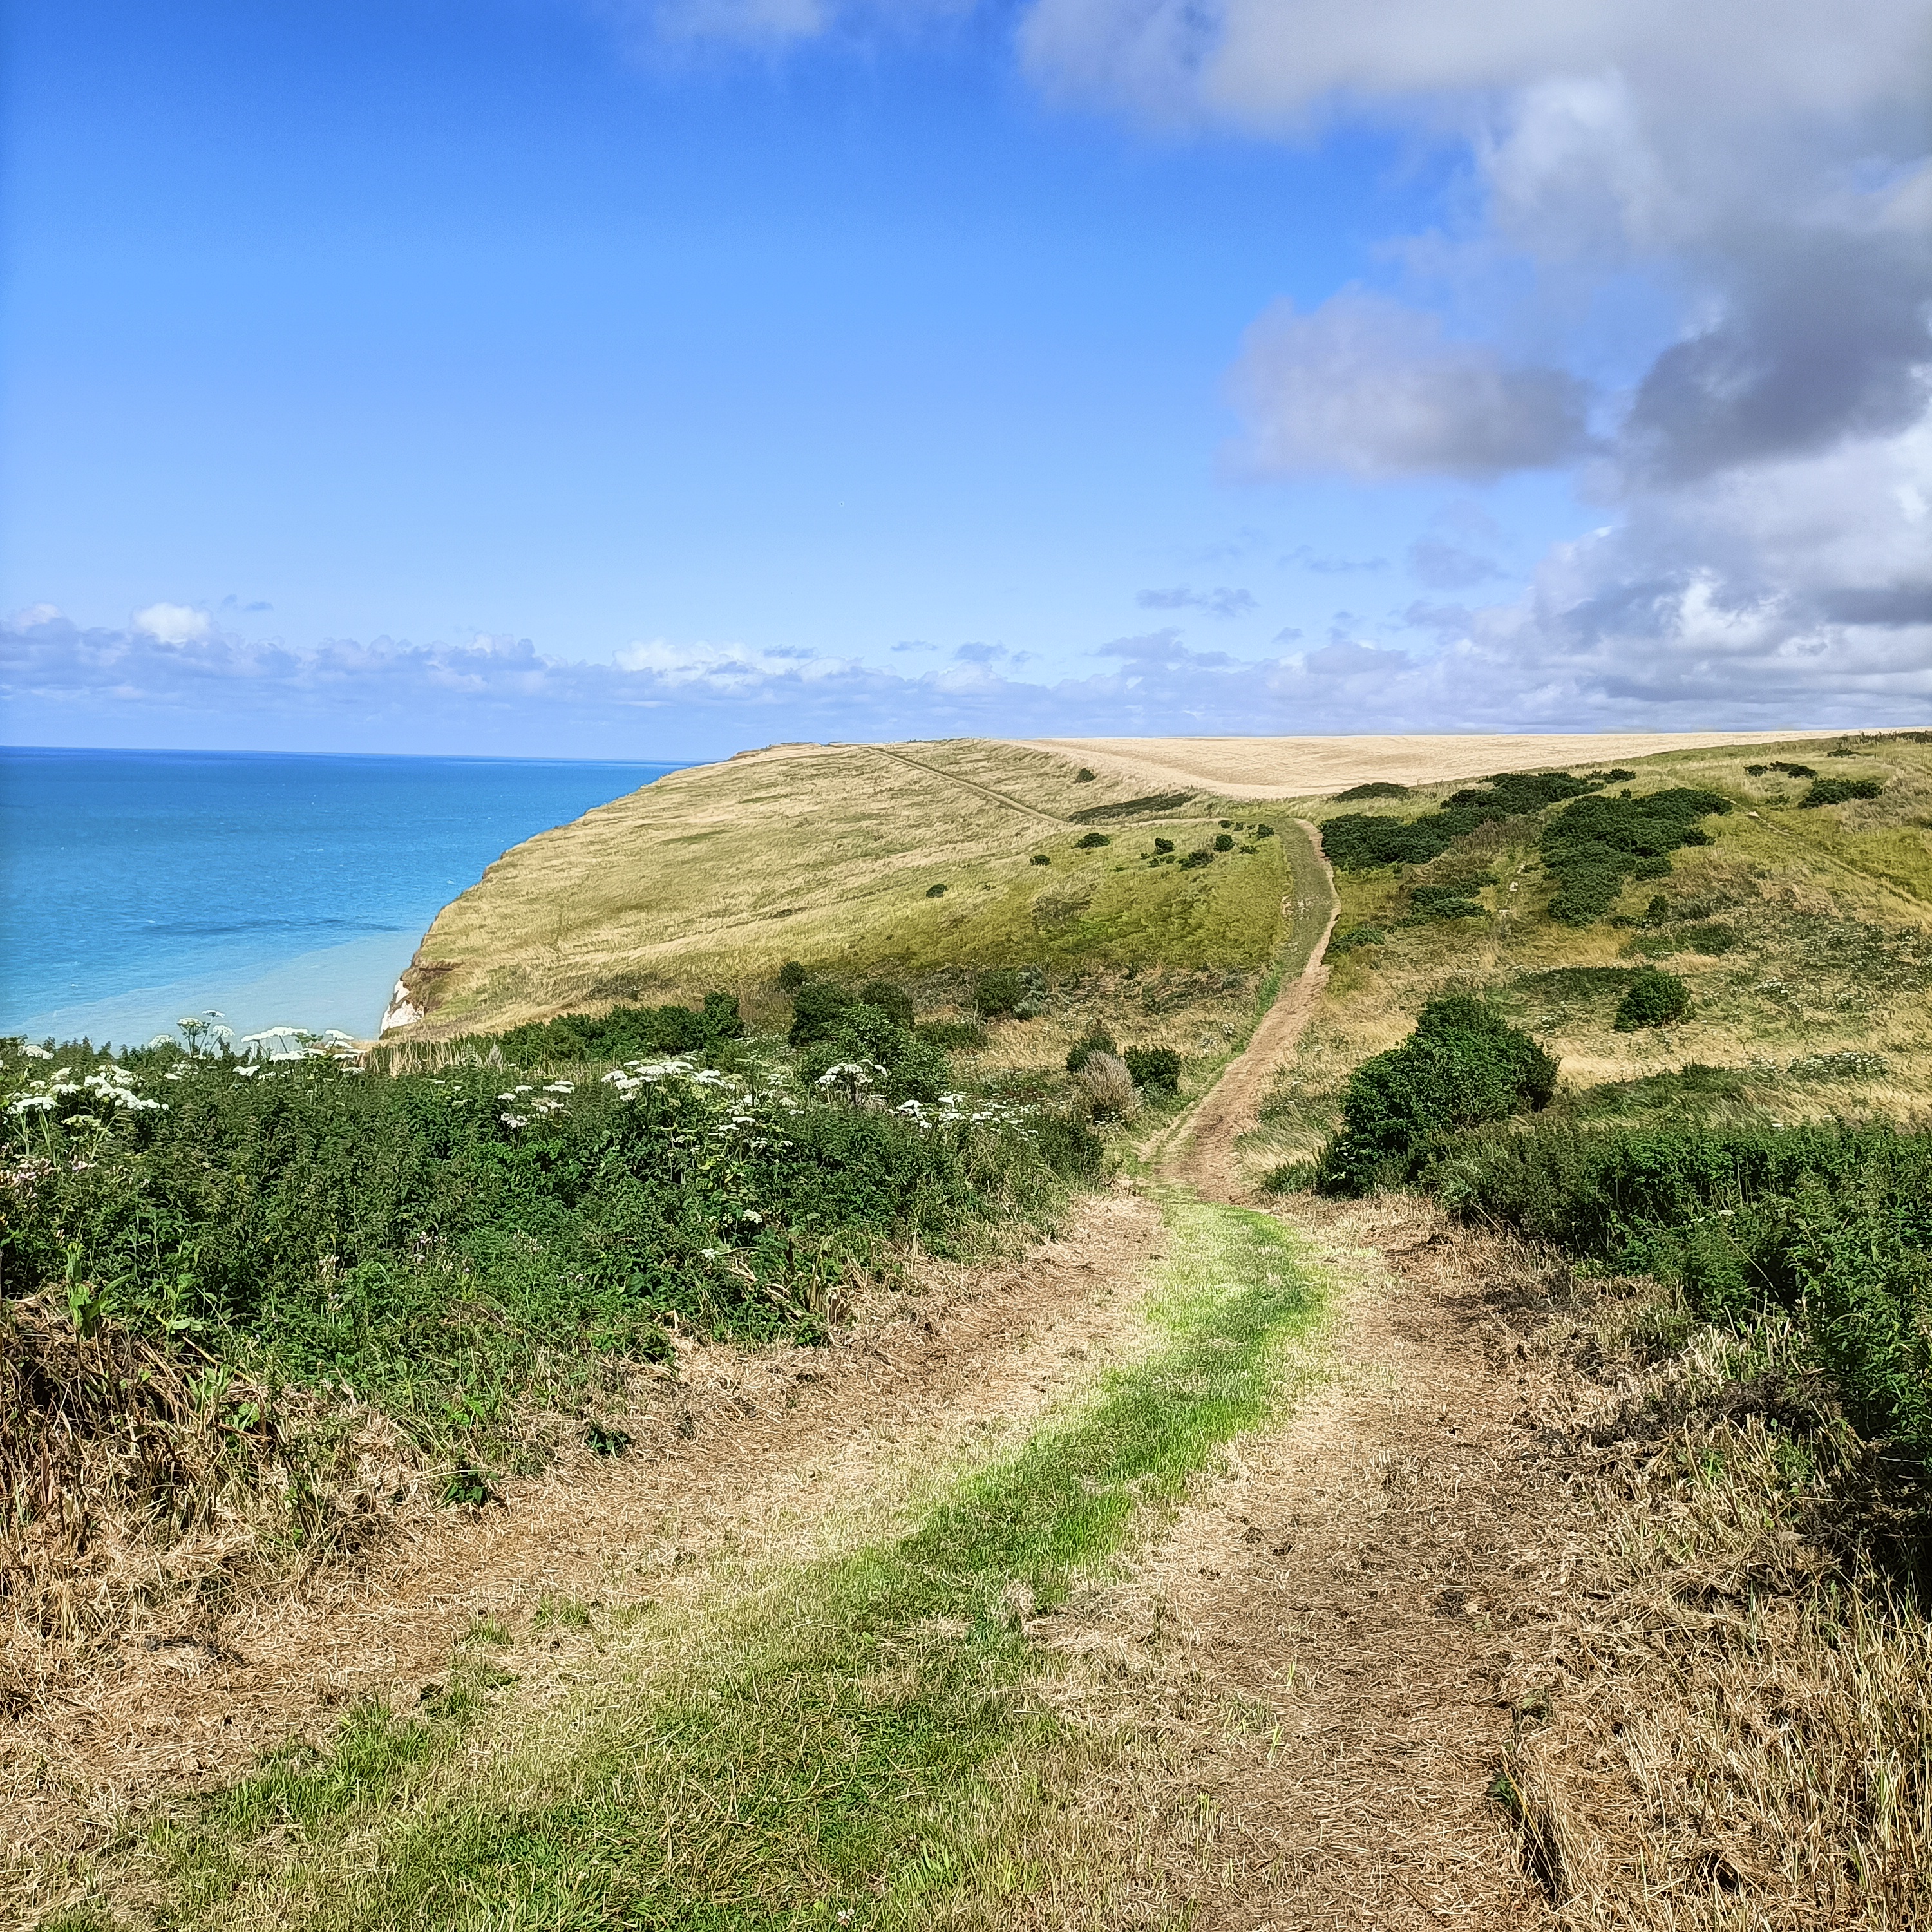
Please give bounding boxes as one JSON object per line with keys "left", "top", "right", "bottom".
{"left": 132, "top": 602, "right": 212, "bottom": 645}
{"left": 1136, "top": 584, "right": 1258, "bottom": 618}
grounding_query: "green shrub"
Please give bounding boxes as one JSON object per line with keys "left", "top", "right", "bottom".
{"left": 1644, "top": 894, "right": 1671, "bottom": 922}
{"left": 1322, "top": 770, "right": 1603, "bottom": 873}
{"left": 1152, "top": 838, "right": 1174, "bottom": 855}
{"left": 1178, "top": 849, "right": 1213, "bottom": 871}
{"left": 974, "top": 967, "right": 1032, "bottom": 1018}
{"left": 1065, "top": 1025, "right": 1116, "bottom": 1074}
{"left": 1801, "top": 776, "right": 1884, "bottom": 807}
{"left": 1030, "top": 853, "right": 1050, "bottom": 865}
{"left": 1327, "top": 926, "right": 1387, "bottom": 955}
{"left": 1211, "top": 833, "right": 1235, "bottom": 853}
{"left": 1074, "top": 767, "right": 1096, "bottom": 782}
{"left": 490, "top": 993, "right": 744, "bottom": 1066}
{"left": 1316, "top": 997, "right": 1557, "bottom": 1195}
{"left": 925, "top": 883, "right": 948, "bottom": 897}
{"left": 1122, "top": 1046, "right": 1181, "bottom": 1094}
{"left": 1419, "top": 1123, "right": 1932, "bottom": 1459}
{"left": 1540, "top": 787, "right": 1732, "bottom": 923}
{"left": 1613, "top": 967, "right": 1690, "bottom": 1030}
{"left": 788, "top": 979, "right": 854, "bottom": 1046}
{"left": 856, "top": 980, "right": 916, "bottom": 1029}
{"left": 914, "top": 1019, "right": 988, "bottom": 1051}
{"left": 1334, "top": 781, "right": 1410, "bottom": 801}
{"left": 1405, "top": 884, "right": 1486, "bottom": 922}
{"left": 1255, "top": 824, "right": 1274, "bottom": 838}
{"left": 1074, "top": 831, "right": 1110, "bottom": 849}
{"left": 799, "top": 1006, "right": 948, "bottom": 1106}
{"left": 776, "top": 960, "right": 809, "bottom": 992}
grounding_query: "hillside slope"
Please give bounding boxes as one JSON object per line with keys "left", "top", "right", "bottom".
{"left": 388, "top": 738, "right": 1301, "bottom": 1039}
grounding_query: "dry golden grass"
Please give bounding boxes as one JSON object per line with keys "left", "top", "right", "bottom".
{"left": 388, "top": 739, "right": 1298, "bottom": 1040}
{"left": 1021, "top": 732, "right": 1813, "bottom": 800}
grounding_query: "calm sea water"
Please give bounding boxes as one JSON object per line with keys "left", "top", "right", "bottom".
{"left": 1, "top": 748, "right": 684, "bottom": 1048}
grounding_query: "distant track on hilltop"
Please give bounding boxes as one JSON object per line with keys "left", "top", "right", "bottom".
{"left": 866, "top": 743, "right": 1067, "bottom": 825}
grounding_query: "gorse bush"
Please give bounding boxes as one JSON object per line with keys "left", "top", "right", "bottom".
{"left": 974, "top": 967, "right": 1043, "bottom": 1018}
{"left": 788, "top": 979, "right": 855, "bottom": 1047}
{"left": 1212, "top": 833, "right": 1236, "bottom": 852}
{"left": 1334, "top": 781, "right": 1409, "bottom": 801}
{"left": 1327, "top": 925, "right": 1386, "bottom": 955}
{"left": 1321, "top": 770, "right": 1600, "bottom": 872}
{"left": 1540, "top": 788, "right": 1731, "bottom": 924}
{"left": 1074, "top": 831, "right": 1110, "bottom": 849}
{"left": 1421, "top": 1124, "right": 1932, "bottom": 1461}
{"left": 1613, "top": 967, "right": 1690, "bottom": 1030}
{"left": 1316, "top": 996, "right": 1557, "bottom": 1195}
{"left": 777, "top": 960, "right": 810, "bottom": 993}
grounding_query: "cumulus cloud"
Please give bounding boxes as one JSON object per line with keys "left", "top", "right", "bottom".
{"left": 133, "top": 602, "right": 213, "bottom": 645}
{"left": 1135, "top": 583, "right": 1258, "bottom": 618}
{"left": 1230, "top": 295, "right": 1595, "bottom": 480}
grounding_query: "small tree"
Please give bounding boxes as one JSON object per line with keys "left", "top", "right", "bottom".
{"left": 1613, "top": 968, "right": 1690, "bottom": 1031}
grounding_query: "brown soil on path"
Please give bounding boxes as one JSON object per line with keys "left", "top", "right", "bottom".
{"left": 1045, "top": 1198, "right": 1578, "bottom": 1930}
{"left": 1, "top": 1192, "right": 1165, "bottom": 1890}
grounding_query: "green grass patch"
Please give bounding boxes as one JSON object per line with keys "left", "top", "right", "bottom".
{"left": 138, "top": 1200, "right": 1327, "bottom": 1932}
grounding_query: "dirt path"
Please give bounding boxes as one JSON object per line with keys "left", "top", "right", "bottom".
{"left": 1153, "top": 818, "right": 1338, "bottom": 1202}
{"left": 3, "top": 1193, "right": 1166, "bottom": 1875}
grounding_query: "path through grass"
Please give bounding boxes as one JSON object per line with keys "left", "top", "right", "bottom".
{"left": 95, "top": 1198, "right": 1327, "bottom": 1932}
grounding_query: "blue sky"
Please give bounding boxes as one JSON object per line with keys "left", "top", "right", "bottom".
{"left": 5, "top": 0, "right": 1927, "bottom": 757}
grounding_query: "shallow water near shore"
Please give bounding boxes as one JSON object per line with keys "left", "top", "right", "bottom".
{"left": 1, "top": 748, "right": 681, "bottom": 1046}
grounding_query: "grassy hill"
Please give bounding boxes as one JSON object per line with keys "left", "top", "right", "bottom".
{"left": 388, "top": 738, "right": 1316, "bottom": 1075}
{"left": 1244, "top": 729, "right": 1932, "bottom": 1175}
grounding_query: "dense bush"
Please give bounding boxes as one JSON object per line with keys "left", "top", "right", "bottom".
{"left": 1613, "top": 967, "right": 1690, "bottom": 1030}
{"left": 974, "top": 967, "right": 1036, "bottom": 1018}
{"left": 1211, "top": 833, "right": 1235, "bottom": 853}
{"left": 856, "top": 980, "right": 916, "bottom": 1029}
{"left": 1321, "top": 770, "right": 1601, "bottom": 873}
{"left": 1801, "top": 776, "right": 1884, "bottom": 806}
{"left": 777, "top": 960, "right": 810, "bottom": 992}
{"left": 1074, "top": 831, "right": 1110, "bottom": 849}
{"left": 1334, "top": 781, "right": 1409, "bottom": 801}
{"left": 1421, "top": 1124, "right": 1932, "bottom": 1459}
{"left": 0, "top": 1037, "right": 1097, "bottom": 1448}
{"left": 1179, "top": 849, "right": 1213, "bottom": 871}
{"left": 489, "top": 993, "right": 744, "bottom": 1066}
{"left": 1406, "top": 884, "right": 1487, "bottom": 922}
{"left": 788, "top": 979, "right": 855, "bottom": 1046}
{"left": 1121, "top": 1046, "right": 1181, "bottom": 1094}
{"left": 1151, "top": 838, "right": 1174, "bottom": 855}
{"left": 925, "top": 883, "right": 948, "bottom": 897}
{"left": 916, "top": 1020, "right": 988, "bottom": 1050}
{"left": 1327, "top": 926, "right": 1386, "bottom": 955}
{"left": 1316, "top": 996, "right": 1557, "bottom": 1195}
{"left": 1030, "top": 853, "right": 1051, "bottom": 865}
{"left": 797, "top": 1004, "right": 948, "bottom": 1106}
{"left": 1540, "top": 787, "right": 1731, "bottom": 924}
{"left": 1065, "top": 1025, "right": 1116, "bottom": 1074}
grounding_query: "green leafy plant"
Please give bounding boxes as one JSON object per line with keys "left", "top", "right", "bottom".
{"left": 1801, "top": 776, "right": 1884, "bottom": 806}
{"left": 925, "top": 882, "right": 948, "bottom": 897}
{"left": 1122, "top": 1046, "right": 1181, "bottom": 1094}
{"left": 1212, "top": 832, "right": 1235, "bottom": 852}
{"left": 1316, "top": 996, "right": 1557, "bottom": 1195}
{"left": 1613, "top": 968, "right": 1691, "bottom": 1030}
{"left": 1074, "top": 831, "right": 1110, "bottom": 849}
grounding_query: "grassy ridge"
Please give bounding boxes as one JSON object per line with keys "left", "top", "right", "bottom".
{"left": 392, "top": 741, "right": 1293, "bottom": 1039}
{"left": 106, "top": 1200, "right": 1325, "bottom": 1932}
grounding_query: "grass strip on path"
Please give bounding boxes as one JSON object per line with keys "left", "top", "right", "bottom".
{"left": 97, "top": 1198, "right": 1327, "bottom": 1932}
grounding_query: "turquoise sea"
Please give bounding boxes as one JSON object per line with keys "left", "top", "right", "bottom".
{"left": 1, "top": 748, "right": 683, "bottom": 1048}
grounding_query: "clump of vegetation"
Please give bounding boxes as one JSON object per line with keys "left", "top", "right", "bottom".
{"left": 925, "top": 882, "right": 949, "bottom": 897}
{"left": 974, "top": 966, "right": 1045, "bottom": 1018}
{"left": 1315, "top": 996, "right": 1557, "bottom": 1195}
{"left": 487, "top": 992, "right": 745, "bottom": 1066}
{"left": 1613, "top": 966, "right": 1691, "bottom": 1030}
{"left": 855, "top": 980, "right": 915, "bottom": 1028}
{"left": 916, "top": 1019, "right": 988, "bottom": 1050}
{"left": 1122, "top": 1046, "right": 1181, "bottom": 1094}
{"left": 1423, "top": 1123, "right": 1932, "bottom": 1459}
{"left": 1405, "top": 882, "right": 1487, "bottom": 922}
{"left": 1323, "top": 770, "right": 1602, "bottom": 872}
{"left": 1255, "top": 824, "right": 1274, "bottom": 838}
{"left": 1636, "top": 920, "right": 1739, "bottom": 958}
{"left": 1070, "top": 791, "right": 1193, "bottom": 823}
{"left": 1334, "top": 781, "right": 1410, "bottom": 801}
{"left": 1064, "top": 1025, "right": 1116, "bottom": 1073}
{"left": 797, "top": 1003, "right": 949, "bottom": 1106}
{"left": 1030, "top": 853, "right": 1050, "bottom": 865}
{"left": 788, "top": 978, "right": 855, "bottom": 1045}
{"left": 1211, "top": 832, "right": 1235, "bottom": 853}
{"left": 777, "top": 960, "right": 810, "bottom": 992}
{"left": 1540, "top": 786, "right": 1732, "bottom": 923}
{"left": 1801, "top": 775, "right": 1884, "bottom": 807}
{"left": 1179, "top": 849, "right": 1213, "bottom": 871}
{"left": 1327, "top": 925, "right": 1386, "bottom": 955}
{"left": 1071, "top": 1050, "right": 1137, "bottom": 1119}
{"left": 1074, "top": 766, "right": 1096, "bottom": 781}
{"left": 1151, "top": 838, "right": 1174, "bottom": 855}
{"left": 1074, "top": 831, "right": 1110, "bottom": 849}
{"left": 1745, "top": 760, "right": 1817, "bottom": 778}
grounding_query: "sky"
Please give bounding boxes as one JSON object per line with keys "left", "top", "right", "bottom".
{"left": 3, "top": 0, "right": 1928, "bottom": 759}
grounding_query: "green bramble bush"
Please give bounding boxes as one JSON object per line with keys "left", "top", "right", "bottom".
{"left": 1801, "top": 776, "right": 1884, "bottom": 807}
{"left": 1121, "top": 1046, "right": 1181, "bottom": 1094}
{"left": 1212, "top": 833, "right": 1235, "bottom": 852}
{"left": 1074, "top": 831, "right": 1110, "bottom": 849}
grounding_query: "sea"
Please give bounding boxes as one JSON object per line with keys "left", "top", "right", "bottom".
{"left": 1, "top": 748, "right": 685, "bottom": 1050}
